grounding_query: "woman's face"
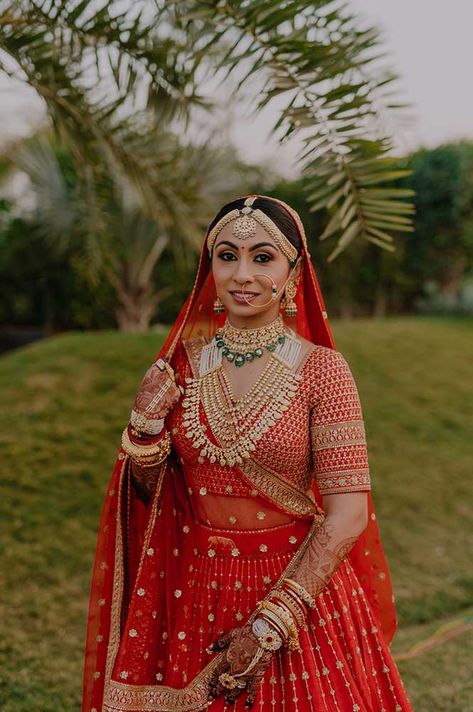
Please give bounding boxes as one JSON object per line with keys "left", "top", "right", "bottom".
{"left": 211, "top": 221, "right": 294, "bottom": 327}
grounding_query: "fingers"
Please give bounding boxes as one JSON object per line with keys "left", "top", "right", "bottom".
{"left": 225, "top": 682, "right": 246, "bottom": 706}
{"left": 245, "top": 670, "right": 266, "bottom": 708}
{"left": 207, "top": 629, "right": 236, "bottom": 653}
{"left": 207, "top": 658, "right": 229, "bottom": 700}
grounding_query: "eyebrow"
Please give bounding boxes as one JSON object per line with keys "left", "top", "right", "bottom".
{"left": 215, "top": 240, "right": 277, "bottom": 252}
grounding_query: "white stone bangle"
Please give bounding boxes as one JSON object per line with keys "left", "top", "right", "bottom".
{"left": 130, "top": 410, "right": 165, "bottom": 435}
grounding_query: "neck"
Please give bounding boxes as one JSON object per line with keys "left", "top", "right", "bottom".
{"left": 226, "top": 305, "right": 282, "bottom": 330}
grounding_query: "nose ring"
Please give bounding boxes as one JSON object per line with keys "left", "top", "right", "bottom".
{"left": 241, "top": 274, "right": 279, "bottom": 308}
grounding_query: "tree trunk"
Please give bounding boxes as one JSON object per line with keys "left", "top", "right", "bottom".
{"left": 115, "top": 287, "right": 158, "bottom": 332}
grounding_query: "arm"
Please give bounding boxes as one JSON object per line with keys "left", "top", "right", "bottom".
{"left": 287, "top": 348, "right": 371, "bottom": 599}
{"left": 290, "top": 492, "right": 368, "bottom": 598}
{"left": 121, "top": 356, "right": 182, "bottom": 501}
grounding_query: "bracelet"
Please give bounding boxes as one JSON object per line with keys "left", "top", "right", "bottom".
{"left": 121, "top": 428, "right": 171, "bottom": 462}
{"left": 282, "top": 578, "right": 317, "bottom": 609}
{"left": 252, "top": 617, "right": 283, "bottom": 652}
{"left": 130, "top": 410, "right": 165, "bottom": 436}
{"left": 278, "top": 585, "right": 309, "bottom": 617}
{"left": 271, "top": 599, "right": 303, "bottom": 631}
{"left": 269, "top": 590, "right": 306, "bottom": 628}
{"left": 258, "top": 609, "right": 289, "bottom": 643}
{"left": 258, "top": 601, "right": 300, "bottom": 651}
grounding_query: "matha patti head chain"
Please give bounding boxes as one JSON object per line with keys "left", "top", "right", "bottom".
{"left": 210, "top": 197, "right": 300, "bottom": 318}
{"left": 206, "top": 196, "right": 299, "bottom": 265}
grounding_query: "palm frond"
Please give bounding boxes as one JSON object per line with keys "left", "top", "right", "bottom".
{"left": 170, "top": 0, "right": 414, "bottom": 257}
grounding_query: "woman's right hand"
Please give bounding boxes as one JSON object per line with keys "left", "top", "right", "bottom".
{"left": 132, "top": 358, "right": 183, "bottom": 426}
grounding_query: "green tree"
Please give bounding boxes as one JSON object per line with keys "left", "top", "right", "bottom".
{"left": 405, "top": 142, "right": 473, "bottom": 306}
{"left": 0, "top": 0, "right": 413, "bottom": 267}
{"left": 3, "top": 132, "right": 267, "bottom": 330}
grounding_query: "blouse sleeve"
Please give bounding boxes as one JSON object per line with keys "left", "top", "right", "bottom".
{"left": 309, "top": 348, "right": 371, "bottom": 496}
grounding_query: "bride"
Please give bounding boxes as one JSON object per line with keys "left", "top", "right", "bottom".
{"left": 82, "top": 195, "right": 413, "bottom": 711}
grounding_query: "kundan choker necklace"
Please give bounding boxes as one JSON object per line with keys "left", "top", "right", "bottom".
{"left": 215, "top": 315, "right": 286, "bottom": 367}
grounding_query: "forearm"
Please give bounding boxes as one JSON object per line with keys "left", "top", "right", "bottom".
{"left": 291, "top": 505, "right": 367, "bottom": 599}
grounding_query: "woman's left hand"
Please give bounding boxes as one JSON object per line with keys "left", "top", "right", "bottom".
{"left": 207, "top": 624, "right": 274, "bottom": 708}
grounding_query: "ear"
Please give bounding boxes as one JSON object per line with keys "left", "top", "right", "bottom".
{"left": 291, "top": 258, "right": 302, "bottom": 280}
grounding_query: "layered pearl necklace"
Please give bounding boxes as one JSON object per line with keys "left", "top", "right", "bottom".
{"left": 181, "top": 316, "right": 304, "bottom": 467}
{"left": 215, "top": 315, "right": 286, "bottom": 367}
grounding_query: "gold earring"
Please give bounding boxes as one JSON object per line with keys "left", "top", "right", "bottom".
{"left": 282, "top": 280, "right": 297, "bottom": 317}
{"left": 213, "top": 296, "right": 225, "bottom": 314}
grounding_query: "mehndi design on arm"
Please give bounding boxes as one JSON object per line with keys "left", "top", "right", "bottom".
{"left": 292, "top": 519, "right": 358, "bottom": 598}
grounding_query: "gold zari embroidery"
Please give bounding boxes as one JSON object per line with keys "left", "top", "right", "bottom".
{"left": 103, "top": 514, "right": 324, "bottom": 711}
{"left": 311, "top": 419, "right": 366, "bottom": 451}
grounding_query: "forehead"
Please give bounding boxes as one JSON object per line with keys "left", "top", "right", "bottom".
{"left": 213, "top": 221, "right": 279, "bottom": 251}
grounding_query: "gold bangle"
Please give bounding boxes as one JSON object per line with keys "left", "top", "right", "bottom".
{"left": 130, "top": 410, "right": 165, "bottom": 436}
{"left": 270, "top": 590, "right": 306, "bottom": 627}
{"left": 282, "top": 578, "right": 317, "bottom": 609}
{"left": 121, "top": 428, "right": 171, "bottom": 461}
{"left": 259, "top": 601, "right": 300, "bottom": 651}
{"left": 258, "top": 610, "right": 289, "bottom": 642}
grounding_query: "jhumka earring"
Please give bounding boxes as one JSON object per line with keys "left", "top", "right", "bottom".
{"left": 213, "top": 296, "right": 225, "bottom": 314}
{"left": 282, "top": 279, "right": 298, "bottom": 317}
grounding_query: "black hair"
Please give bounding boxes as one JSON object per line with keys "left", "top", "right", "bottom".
{"left": 207, "top": 196, "right": 302, "bottom": 264}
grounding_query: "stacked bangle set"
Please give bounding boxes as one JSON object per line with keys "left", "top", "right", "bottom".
{"left": 121, "top": 356, "right": 176, "bottom": 464}
{"left": 217, "top": 579, "right": 316, "bottom": 692}
{"left": 253, "top": 577, "right": 316, "bottom": 653}
{"left": 121, "top": 425, "right": 171, "bottom": 466}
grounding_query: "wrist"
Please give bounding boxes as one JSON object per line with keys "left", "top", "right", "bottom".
{"left": 281, "top": 578, "right": 317, "bottom": 610}
{"left": 121, "top": 426, "right": 171, "bottom": 465}
{"left": 129, "top": 410, "right": 165, "bottom": 438}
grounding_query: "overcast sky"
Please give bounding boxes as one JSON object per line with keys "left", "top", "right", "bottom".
{"left": 1, "top": 0, "right": 471, "bottom": 177}
{"left": 228, "top": 0, "right": 473, "bottom": 174}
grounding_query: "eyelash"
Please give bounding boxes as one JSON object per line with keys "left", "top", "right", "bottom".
{"left": 218, "top": 252, "right": 272, "bottom": 263}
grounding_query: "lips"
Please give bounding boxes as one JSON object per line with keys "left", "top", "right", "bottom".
{"left": 230, "top": 290, "right": 260, "bottom": 304}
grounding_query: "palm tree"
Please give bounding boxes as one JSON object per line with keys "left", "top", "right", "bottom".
{"left": 4, "top": 130, "right": 267, "bottom": 330}
{"left": 0, "top": 0, "right": 413, "bottom": 266}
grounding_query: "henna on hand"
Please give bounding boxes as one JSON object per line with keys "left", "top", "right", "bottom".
{"left": 293, "top": 518, "right": 359, "bottom": 599}
{"left": 129, "top": 458, "right": 164, "bottom": 502}
{"left": 133, "top": 360, "right": 182, "bottom": 423}
{"left": 207, "top": 624, "right": 274, "bottom": 707}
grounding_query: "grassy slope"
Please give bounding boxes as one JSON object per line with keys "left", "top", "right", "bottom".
{"left": 0, "top": 318, "right": 472, "bottom": 711}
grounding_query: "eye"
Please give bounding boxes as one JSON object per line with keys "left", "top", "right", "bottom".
{"left": 254, "top": 253, "right": 272, "bottom": 263}
{"left": 217, "top": 251, "right": 237, "bottom": 261}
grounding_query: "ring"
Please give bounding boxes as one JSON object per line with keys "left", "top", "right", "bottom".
{"left": 218, "top": 672, "right": 239, "bottom": 690}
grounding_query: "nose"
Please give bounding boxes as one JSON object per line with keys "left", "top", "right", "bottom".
{"left": 232, "top": 255, "right": 255, "bottom": 286}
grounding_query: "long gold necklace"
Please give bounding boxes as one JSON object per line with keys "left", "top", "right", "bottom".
{"left": 181, "top": 353, "right": 302, "bottom": 466}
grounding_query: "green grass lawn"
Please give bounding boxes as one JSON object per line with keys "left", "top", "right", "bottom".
{"left": 0, "top": 317, "right": 472, "bottom": 711}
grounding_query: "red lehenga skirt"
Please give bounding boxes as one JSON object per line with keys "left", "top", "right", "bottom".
{"left": 106, "top": 512, "right": 412, "bottom": 711}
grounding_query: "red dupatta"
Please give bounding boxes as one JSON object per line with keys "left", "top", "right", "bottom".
{"left": 82, "top": 195, "right": 397, "bottom": 711}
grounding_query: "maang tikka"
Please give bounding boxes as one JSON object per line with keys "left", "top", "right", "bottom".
{"left": 206, "top": 196, "right": 298, "bottom": 265}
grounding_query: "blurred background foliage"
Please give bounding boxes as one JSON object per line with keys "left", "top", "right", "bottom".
{"left": 1, "top": 137, "right": 473, "bottom": 339}
{"left": 0, "top": 0, "right": 426, "bottom": 342}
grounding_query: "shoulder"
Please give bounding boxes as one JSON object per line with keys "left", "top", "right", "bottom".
{"left": 298, "top": 339, "right": 350, "bottom": 373}
{"left": 298, "top": 341, "right": 356, "bottom": 397}
{"left": 170, "top": 336, "right": 208, "bottom": 377}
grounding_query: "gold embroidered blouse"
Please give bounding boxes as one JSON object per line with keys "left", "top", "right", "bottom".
{"left": 166, "top": 334, "right": 371, "bottom": 520}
